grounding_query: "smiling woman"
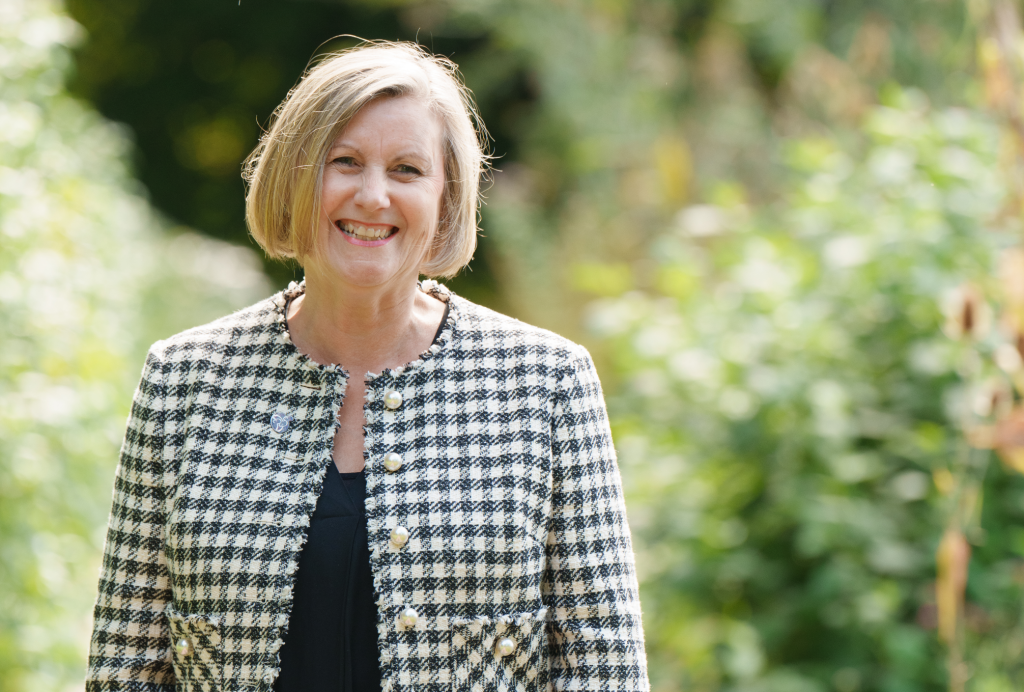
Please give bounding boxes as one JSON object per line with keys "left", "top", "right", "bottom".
{"left": 85, "top": 42, "right": 649, "bottom": 692}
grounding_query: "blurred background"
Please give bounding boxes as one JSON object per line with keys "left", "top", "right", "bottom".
{"left": 5, "top": 0, "right": 1024, "bottom": 690}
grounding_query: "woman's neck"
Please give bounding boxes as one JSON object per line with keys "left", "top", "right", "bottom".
{"left": 286, "top": 274, "right": 446, "bottom": 374}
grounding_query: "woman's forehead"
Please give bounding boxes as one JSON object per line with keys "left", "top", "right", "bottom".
{"left": 329, "top": 96, "right": 444, "bottom": 156}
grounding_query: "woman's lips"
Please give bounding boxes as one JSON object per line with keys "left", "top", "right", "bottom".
{"left": 336, "top": 220, "right": 398, "bottom": 247}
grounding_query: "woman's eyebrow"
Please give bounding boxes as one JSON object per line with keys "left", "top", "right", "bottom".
{"left": 327, "top": 139, "right": 357, "bottom": 153}
{"left": 391, "top": 149, "right": 436, "bottom": 166}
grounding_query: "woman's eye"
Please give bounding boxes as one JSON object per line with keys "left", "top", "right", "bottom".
{"left": 395, "top": 164, "right": 421, "bottom": 175}
{"left": 332, "top": 156, "right": 357, "bottom": 166}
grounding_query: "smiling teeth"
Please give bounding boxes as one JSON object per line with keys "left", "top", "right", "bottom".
{"left": 341, "top": 222, "right": 394, "bottom": 240}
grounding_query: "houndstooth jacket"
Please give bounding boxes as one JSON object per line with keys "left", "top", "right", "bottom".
{"left": 86, "top": 281, "right": 648, "bottom": 692}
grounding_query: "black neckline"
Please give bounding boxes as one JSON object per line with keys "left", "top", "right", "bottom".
{"left": 431, "top": 301, "right": 451, "bottom": 344}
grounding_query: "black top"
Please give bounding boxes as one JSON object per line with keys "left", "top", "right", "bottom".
{"left": 274, "top": 465, "right": 381, "bottom": 692}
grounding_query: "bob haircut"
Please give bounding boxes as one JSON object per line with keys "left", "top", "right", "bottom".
{"left": 242, "top": 41, "right": 489, "bottom": 278}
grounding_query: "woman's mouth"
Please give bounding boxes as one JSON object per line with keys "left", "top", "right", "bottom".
{"left": 336, "top": 221, "right": 398, "bottom": 246}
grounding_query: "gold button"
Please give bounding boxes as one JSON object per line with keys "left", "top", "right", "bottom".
{"left": 174, "top": 638, "right": 192, "bottom": 658}
{"left": 390, "top": 526, "right": 409, "bottom": 547}
{"left": 495, "top": 637, "right": 516, "bottom": 657}
{"left": 399, "top": 607, "right": 418, "bottom": 628}
{"left": 383, "top": 390, "right": 403, "bottom": 410}
{"left": 383, "top": 452, "right": 403, "bottom": 473}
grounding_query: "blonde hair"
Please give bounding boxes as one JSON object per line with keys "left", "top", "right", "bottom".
{"left": 242, "top": 41, "right": 489, "bottom": 277}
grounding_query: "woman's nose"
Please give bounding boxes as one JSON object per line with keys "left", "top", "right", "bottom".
{"left": 354, "top": 168, "right": 390, "bottom": 210}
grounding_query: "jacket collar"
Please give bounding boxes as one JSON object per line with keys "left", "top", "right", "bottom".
{"left": 269, "top": 279, "right": 458, "bottom": 381}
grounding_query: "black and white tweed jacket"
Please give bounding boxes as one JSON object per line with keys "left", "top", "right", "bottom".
{"left": 86, "top": 281, "right": 648, "bottom": 692}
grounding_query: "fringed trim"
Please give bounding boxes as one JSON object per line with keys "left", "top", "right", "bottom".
{"left": 272, "top": 280, "right": 344, "bottom": 374}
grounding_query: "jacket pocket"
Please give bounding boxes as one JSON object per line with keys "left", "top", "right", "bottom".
{"left": 450, "top": 607, "right": 549, "bottom": 692}
{"left": 166, "top": 605, "right": 222, "bottom": 692}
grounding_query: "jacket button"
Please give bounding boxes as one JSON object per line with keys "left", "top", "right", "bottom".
{"left": 174, "top": 638, "right": 193, "bottom": 658}
{"left": 399, "top": 607, "right": 418, "bottom": 628}
{"left": 496, "top": 637, "right": 517, "bottom": 657}
{"left": 383, "top": 452, "right": 403, "bottom": 472}
{"left": 383, "top": 390, "right": 403, "bottom": 410}
{"left": 390, "top": 526, "right": 409, "bottom": 547}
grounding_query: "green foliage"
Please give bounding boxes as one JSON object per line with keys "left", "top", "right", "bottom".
{"left": 0, "top": 2, "right": 268, "bottom": 689}
{"left": 586, "top": 93, "right": 1024, "bottom": 690}
{"left": 468, "top": 0, "right": 978, "bottom": 334}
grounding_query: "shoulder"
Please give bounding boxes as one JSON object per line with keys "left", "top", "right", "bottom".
{"left": 445, "top": 293, "right": 601, "bottom": 401}
{"left": 449, "top": 294, "right": 591, "bottom": 366}
{"left": 146, "top": 292, "right": 285, "bottom": 368}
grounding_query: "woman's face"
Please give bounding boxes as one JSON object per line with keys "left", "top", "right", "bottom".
{"left": 309, "top": 96, "right": 446, "bottom": 291}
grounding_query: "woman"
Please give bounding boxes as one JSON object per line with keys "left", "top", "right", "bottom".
{"left": 86, "top": 42, "right": 648, "bottom": 692}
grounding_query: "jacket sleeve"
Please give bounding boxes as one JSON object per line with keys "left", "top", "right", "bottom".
{"left": 86, "top": 346, "right": 176, "bottom": 692}
{"left": 544, "top": 348, "right": 649, "bottom": 691}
